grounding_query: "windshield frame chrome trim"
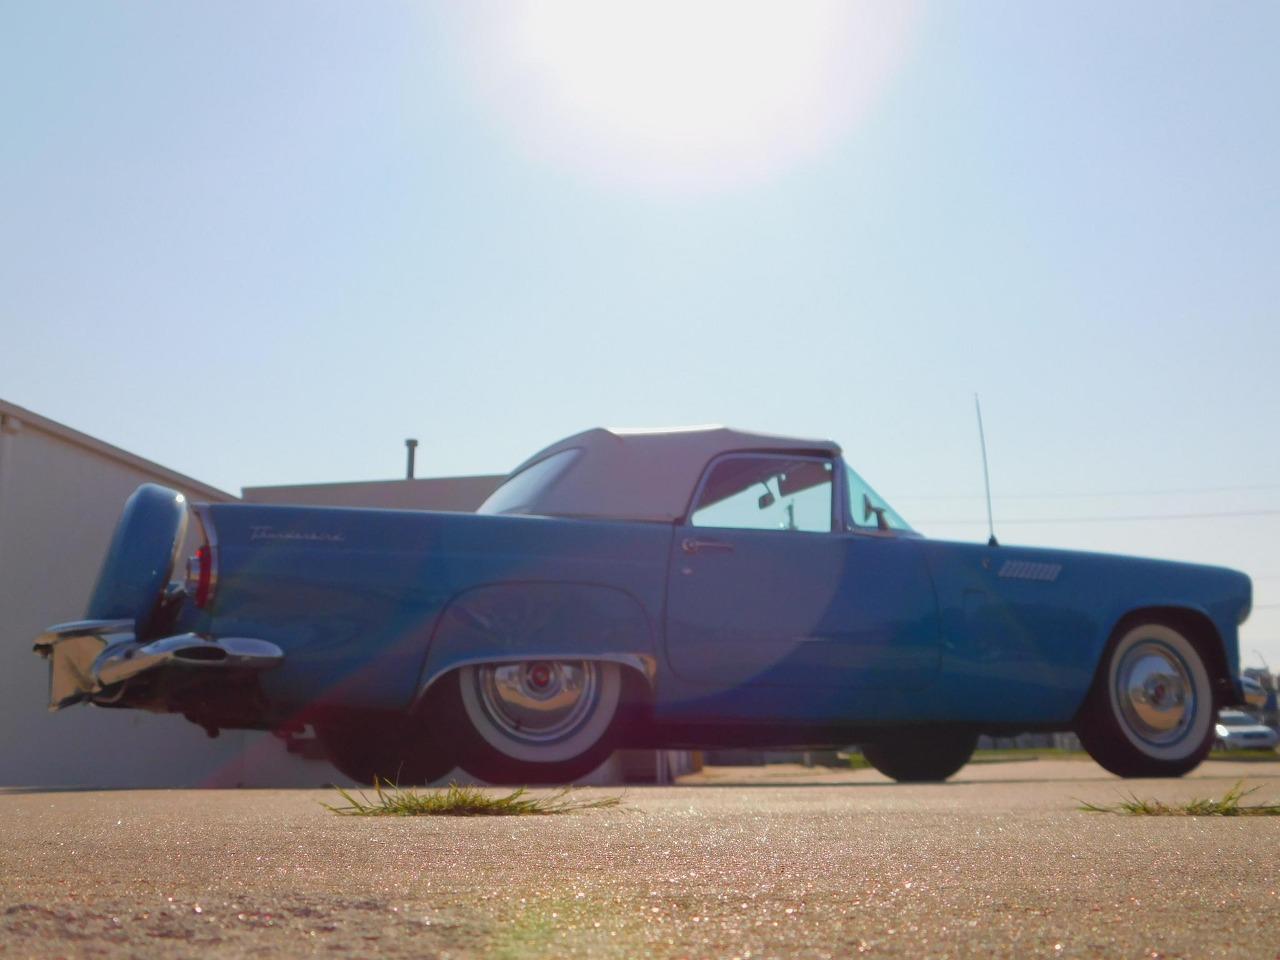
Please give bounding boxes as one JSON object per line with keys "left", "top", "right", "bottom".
{"left": 839, "top": 456, "right": 918, "bottom": 538}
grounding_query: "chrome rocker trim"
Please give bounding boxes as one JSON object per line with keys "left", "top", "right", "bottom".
{"left": 34, "top": 620, "right": 284, "bottom": 712}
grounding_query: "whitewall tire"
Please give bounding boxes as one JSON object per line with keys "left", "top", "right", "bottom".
{"left": 446, "top": 660, "right": 623, "bottom": 784}
{"left": 1077, "top": 621, "right": 1216, "bottom": 778}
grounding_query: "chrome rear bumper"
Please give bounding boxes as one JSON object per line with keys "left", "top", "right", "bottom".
{"left": 34, "top": 620, "right": 284, "bottom": 711}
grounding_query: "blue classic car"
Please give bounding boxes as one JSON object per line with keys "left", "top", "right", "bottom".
{"left": 35, "top": 426, "right": 1253, "bottom": 784}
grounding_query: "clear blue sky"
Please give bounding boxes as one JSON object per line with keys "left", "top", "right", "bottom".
{"left": 3, "top": 3, "right": 1278, "bottom": 664}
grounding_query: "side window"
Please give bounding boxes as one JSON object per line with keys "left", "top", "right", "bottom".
{"left": 690, "top": 456, "right": 834, "bottom": 533}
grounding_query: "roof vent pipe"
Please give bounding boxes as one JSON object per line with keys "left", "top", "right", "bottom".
{"left": 405, "top": 438, "right": 418, "bottom": 480}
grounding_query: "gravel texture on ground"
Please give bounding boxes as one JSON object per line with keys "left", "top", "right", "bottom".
{"left": 3, "top": 758, "right": 1279, "bottom": 959}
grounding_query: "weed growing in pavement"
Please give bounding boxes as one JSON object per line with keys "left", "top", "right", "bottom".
{"left": 1078, "top": 781, "right": 1280, "bottom": 817}
{"left": 324, "top": 779, "right": 623, "bottom": 817}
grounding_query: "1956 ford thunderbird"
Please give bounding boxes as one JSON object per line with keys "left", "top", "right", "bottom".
{"left": 34, "top": 426, "right": 1254, "bottom": 784}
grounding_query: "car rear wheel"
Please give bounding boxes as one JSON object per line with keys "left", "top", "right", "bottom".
{"left": 859, "top": 729, "right": 978, "bottom": 782}
{"left": 441, "top": 660, "right": 622, "bottom": 784}
{"left": 1076, "top": 621, "right": 1215, "bottom": 778}
{"left": 317, "top": 710, "right": 457, "bottom": 787}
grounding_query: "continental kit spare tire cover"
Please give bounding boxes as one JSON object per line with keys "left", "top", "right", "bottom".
{"left": 84, "top": 483, "right": 188, "bottom": 637}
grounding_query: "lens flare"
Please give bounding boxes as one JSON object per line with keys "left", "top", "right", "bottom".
{"left": 446, "top": 1, "right": 921, "bottom": 194}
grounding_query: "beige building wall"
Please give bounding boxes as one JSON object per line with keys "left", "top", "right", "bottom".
{"left": 0, "top": 400, "right": 337, "bottom": 788}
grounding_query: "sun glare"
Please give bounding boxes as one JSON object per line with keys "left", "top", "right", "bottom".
{"left": 447, "top": 1, "right": 921, "bottom": 194}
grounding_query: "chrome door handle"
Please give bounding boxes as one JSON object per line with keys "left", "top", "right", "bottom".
{"left": 681, "top": 537, "right": 735, "bottom": 555}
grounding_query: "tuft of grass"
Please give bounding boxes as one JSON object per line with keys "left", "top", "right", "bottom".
{"left": 1079, "top": 781, "right": 1280, "bottom": 817}
{"left": 324, "top": 779, "right": 623, "bottom": 817}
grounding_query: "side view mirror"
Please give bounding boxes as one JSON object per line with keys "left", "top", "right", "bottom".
{"left": 863, "top": 493, "right": 888, "bottom": 531}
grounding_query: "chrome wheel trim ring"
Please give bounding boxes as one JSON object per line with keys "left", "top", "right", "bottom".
{"left": 1107, "top": 624, "right": 1211, "bottom": 761}
{"left": 458, "top": 660, "right": 621, "bottom": 764}
{"left": 478, "top": 660, "right": 600, "bottom": 744}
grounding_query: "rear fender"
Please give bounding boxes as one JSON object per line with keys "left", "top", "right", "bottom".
{"left": 85, "top": 484, "right": 188, "bottom": 638}
{"left": 413, "top": 581, "right": 656, "bottom": 706}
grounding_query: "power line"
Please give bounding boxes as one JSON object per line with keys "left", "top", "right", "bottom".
{"left": 918, "top": 508, "right": 1280, "bottom": 526}
{"left": 897, "top": 482, "right": 1280, "bottom": 502}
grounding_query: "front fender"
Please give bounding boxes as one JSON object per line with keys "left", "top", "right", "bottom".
{"left": 413, "top": 581, "right": 656, "bottom": 705}
{"left": 923, "top": 540, "right": 1249, "bottom": 725}
{"left": 1098, "top": 598, "right": 1244, "bottom": 701}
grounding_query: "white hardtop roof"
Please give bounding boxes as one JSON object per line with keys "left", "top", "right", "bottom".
{"left": 504, "top": 425, "right": 841, "bottom": 523}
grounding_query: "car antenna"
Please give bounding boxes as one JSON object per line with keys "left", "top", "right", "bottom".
{"left": 974, "top": 393, "right": 998, "bottom": 547}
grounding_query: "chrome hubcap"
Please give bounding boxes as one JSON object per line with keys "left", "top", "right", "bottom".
{"left": 476, "top": 661, "right": 599, "bottom": 744}
{"left": 1115, "top": 640, "right": 1194, "bottom": 746}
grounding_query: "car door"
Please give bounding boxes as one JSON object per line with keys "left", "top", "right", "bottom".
{"left": 663, "top": 453, "right": 942, "bottom": 711}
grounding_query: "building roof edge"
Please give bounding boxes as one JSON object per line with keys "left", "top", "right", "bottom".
{"left": 0, "top": 397, "right": 236, "bottom": 502}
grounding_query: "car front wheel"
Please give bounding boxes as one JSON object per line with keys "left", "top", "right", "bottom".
{"left": 442, "top": 660, "right": 623, "bottom": 784}
{"left": 1076, "top": 620, "right": 1215, "bottom": 778}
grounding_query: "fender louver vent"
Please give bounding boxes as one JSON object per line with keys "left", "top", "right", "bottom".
{"left": 998, "top": 560, "right": 1062, "bottom": 583}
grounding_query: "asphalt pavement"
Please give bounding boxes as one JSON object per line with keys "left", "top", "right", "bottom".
{"left": 3, "top": 757, "right": 1279, "bottom": 959}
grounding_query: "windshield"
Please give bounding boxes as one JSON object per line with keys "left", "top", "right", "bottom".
{"left": 845, "top": 460, "right": 913, "bottom": 532}
{"left": 477, "top": 448, "right": 581, "bottom": 516}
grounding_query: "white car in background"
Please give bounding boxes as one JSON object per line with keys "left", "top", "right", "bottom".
{"left": 1214, "top": 710, "right": 1280, "bottom": 751}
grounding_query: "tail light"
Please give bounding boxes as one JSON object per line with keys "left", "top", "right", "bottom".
{"left": 185, "top": 507, "right": 218, "bottom": 609}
